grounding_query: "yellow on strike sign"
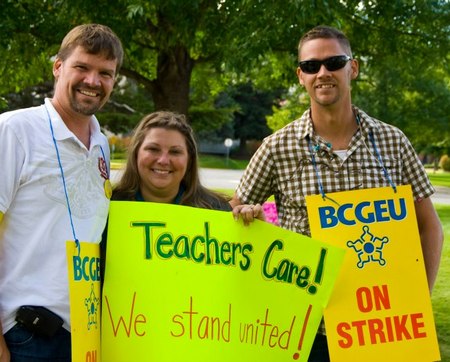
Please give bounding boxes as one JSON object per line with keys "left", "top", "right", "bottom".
{"left": 306, "top": 185, "right": 440, "bottom": 362}
{"left": 66, "top": 241, "right": 101, "bottom": 362}
{"left": 101, "top": 201, "right": 345, "bottom": 362}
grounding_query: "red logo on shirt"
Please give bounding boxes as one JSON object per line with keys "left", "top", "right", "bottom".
{"left": 98, "top": 157, "right": 108, "bottom": 180}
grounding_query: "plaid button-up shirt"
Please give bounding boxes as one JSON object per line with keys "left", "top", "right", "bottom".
{"left": 237, "top": 106, "right": 434, "bottom": 237}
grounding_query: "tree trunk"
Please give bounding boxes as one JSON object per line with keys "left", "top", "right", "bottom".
{"left": 151, "top": 46, "right": 194, "bottom": 117}
{"left": 236, "top": 136, "right": 249, "bottom": 159}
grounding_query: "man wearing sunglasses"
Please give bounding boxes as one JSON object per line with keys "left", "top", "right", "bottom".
{"left": 231, "top": 25, "right": 443, "bottom": 361}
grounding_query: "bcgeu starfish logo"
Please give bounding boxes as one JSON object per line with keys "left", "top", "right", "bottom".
{"left": 84, "top": 283, "right": 100, "bottom": 330}
{"left": 346, "top": 225, "right": 389, "bottom": 269}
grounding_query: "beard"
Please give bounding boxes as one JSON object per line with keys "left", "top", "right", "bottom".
{"left": 70, "top": 86, "right": 107, "bottom": 115}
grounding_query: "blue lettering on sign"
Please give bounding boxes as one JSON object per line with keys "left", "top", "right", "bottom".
{"left": 73, "top": 256, "right": 101, "bottom": 281}
{"left": 318, "top": 198, "right": 407, "bottom": 229}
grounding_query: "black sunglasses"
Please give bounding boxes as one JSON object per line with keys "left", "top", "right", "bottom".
{"left": 298, "top": 55, "right": 352, "bottom": 74}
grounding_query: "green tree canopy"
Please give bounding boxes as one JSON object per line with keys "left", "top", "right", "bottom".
{"left": 1, "top": 0, "right": 449, "bottom": 149}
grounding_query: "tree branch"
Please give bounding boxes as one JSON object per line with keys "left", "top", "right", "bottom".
{"left": 119, "top": 68, "right": 155, "bottom": 93}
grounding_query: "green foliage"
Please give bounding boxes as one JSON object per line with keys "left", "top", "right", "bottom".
{"left": 0, "top": 97, "right": 7, "bottom": 112}
{"left": 439, "top": 155, "right": 450, "bottom": 172}
{"left": 190, "top": 79, "right": 285, "bottom": 150}
{"left": 0, "top": 0, "right": 85, "bottom": 95}
{"left": 0, "top": 0, "right": 449, "bottom": 147}
{"left": 96, "top": 111, "right": 142, "bottom": 135}
{"left": 347, "top": 1, "right": 450, "bottom": 147}
{"left": 189, "top": 63, "right": 238, "bottom": 136}
{"left": 97, "top": 77, "right": 155, "bottom": 133}
{"left": 189, "top": 104, "right": 236, "bottom": 135}
{"left": 228, "top": 82, "right": 282, "bottom": 140}
{"left": 266, "top": 86, "right": 310, "bottom": 131}
{"left": 242, "top": 52, "right": 299, "bottom": 91}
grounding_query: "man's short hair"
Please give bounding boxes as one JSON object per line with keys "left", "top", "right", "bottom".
{"left": 57, "top": 24, "right": 124, "bottom": 72}
{"left": 298, "top": 25, "right": 352, "bottom": 59}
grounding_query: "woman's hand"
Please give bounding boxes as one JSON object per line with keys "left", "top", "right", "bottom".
{"left": 232, "top": 204, "right": 265, "bottom": 226}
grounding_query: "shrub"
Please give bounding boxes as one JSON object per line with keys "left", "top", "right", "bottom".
{"left": 439, "top": 155, "right": 450, "bottom": 172}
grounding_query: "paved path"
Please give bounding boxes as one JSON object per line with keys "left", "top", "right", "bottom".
{"left": 110, "top": 168, "right": 243, "bottom": 190}
{"left": 199, "top": 168, "right": 243, "bottom": 190}
{"left": 431, "top": 186, "right": 450, "bottom": 205}
{"left": 111, "top": 168, "right": 450, "bottom": 205}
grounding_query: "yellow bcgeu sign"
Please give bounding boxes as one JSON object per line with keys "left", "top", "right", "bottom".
{"left": 101, "top": 201, "right": 345, "bottom": 362}
{"left": 306, "top": 185, "right": 440, "bottom": 362}
{"left": 66, "top": 241, "right": 101, "bottom": 362}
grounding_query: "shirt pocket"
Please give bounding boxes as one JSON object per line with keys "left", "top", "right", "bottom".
{"left": 353, "top": 156, "right": 401, "bottom": 190}
{"left": 275, "top": 161, "right": 317, "bottom": 235}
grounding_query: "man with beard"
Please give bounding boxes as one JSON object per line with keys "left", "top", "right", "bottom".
{"left": 0, "top": 24, "right": 123, "bottom": 361}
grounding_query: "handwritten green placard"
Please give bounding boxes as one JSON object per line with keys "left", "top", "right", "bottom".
{"left": 102, "top": 201, "right": 345, "bottom": 362}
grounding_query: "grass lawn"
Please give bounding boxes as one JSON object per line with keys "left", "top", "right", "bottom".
{"left": 433, "top": 204, "right": 450, "bottom": 361}
{"left": 427, "top": 170, "right": 450, "bottom": 187}
{"left": 199, "top": 154, "right": 249, "bottom": 170}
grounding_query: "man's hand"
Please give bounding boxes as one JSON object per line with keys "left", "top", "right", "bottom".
{"left": 0, "top": 327, "right": 11, "bottom": 362}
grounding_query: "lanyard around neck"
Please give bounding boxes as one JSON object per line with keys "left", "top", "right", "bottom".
{"left": 307, "top": 113, "right": 397, "bottom": 204}
{"left": 45, "top": 106, "right": 109, "bottom": 254}
{"left": 356, "top": 113, "right": 397, "bottom": 193}
{"left": 46, "top": 106, "right": 79, "bottom": 251}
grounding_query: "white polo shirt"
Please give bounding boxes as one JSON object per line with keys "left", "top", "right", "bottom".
{"left": 0, "top": 98, "right": 110, "bottom": 332}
